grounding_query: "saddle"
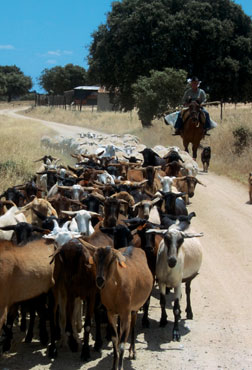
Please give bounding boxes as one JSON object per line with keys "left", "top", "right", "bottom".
{"left": 181, "top": 107, "right": 206, "bottom": 125}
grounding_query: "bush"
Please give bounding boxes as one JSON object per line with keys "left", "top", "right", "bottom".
{"left": 232, "top": 126, "right": 252, "bottom": 155}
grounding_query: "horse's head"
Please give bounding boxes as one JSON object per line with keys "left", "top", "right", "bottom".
{"left": 188, "top": 100, "right": 201, "bottom": 123}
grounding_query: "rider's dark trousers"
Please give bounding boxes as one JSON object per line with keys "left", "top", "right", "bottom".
{"left": 174, "top": 108, "right": 211, "bottom": 131}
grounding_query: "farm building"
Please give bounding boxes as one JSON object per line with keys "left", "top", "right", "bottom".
{"left": 35, "top": 86, "right": 114, "bottom": 111}
{"left": 64, "top": 86, "right": 114, "bottom": 111}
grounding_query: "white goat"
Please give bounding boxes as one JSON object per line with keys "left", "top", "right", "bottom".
{"left": 147, "top": 223, "right": 203, "bottom": 341}
{"left": 61, "top": 209, "right": 100, "bottom": 235}
{"left": 0, "top": 206, "right": 27, "bottom": 240}
{"left": 43, "top": 219, "right": 81, "bottom": 247}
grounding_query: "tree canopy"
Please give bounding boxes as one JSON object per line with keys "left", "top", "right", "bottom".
{"left": 0, "top": 65, "right": 32, "bottom": 102}
{"left": 133, "top": 68, "right": 187, "bottom": 126}
{"left": 88, "top": 0, "right": 252, "bottom": 108}
{"left": 39, "top": 64, "right": 88, "bottom": 94}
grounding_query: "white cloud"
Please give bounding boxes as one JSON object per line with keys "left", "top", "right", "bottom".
{"left": 0, "top": 44, "right": 15, "bottom": 50}
{"left": 48, "top": 50, "right": 61, "bottom": 56}
{"left": 47, "top": 49, "right": 73, "bottom": 57}
{"left": 62, "top": 50, "right": 73, "bottom": 55}
{"left": 46, "top": 59, "right": 57, "bottom": 65}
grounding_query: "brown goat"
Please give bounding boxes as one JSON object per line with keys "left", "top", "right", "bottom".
{"left": 174, "top": 176, "right": 206, "bottom": 204}
{"left": 51, "top": 238, "right": 101, "bottom": 360}
{"left": 93, "top": 245, "right": 153, "bottom": 369}
{"left": 0, "top": 239, "right": 55, "bottom": 342}
{"left": 16, "top": 197, "right": 58, "bottom": 225}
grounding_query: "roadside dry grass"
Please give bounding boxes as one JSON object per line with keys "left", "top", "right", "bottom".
{"left": 0, "top": 114, "right": 73, "bottom": 192}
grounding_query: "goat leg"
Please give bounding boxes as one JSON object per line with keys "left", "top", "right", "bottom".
{"left": 1, "top": 305, "right": 17, "bottom": 352}
{"left": 142, "top": 295, "right": 151, "bottom": 328}
{"left": 185, "top": 280, "right": 193, "bottom": 319}
{"left": 172, "top": 297, "right": 181, "bottom": 342}
{"left": 129, "top": 311, "right": 137, "bottom": 360}
{"left": 81, "top": 297, "right": 92, "bottom": 361}
{"left": 47, "top": 290, "right": 58, "bottom": 358}
{"left": 119, "top": 312, "right": 131, "bottom": 369}
{"left": 107, "top": 312, "right": 119, "bottom": 370}
{"left": 25, "top": 307, "right": 35, "bottom": 343}
{"left": 94, "top": 293, "right": 103, "bottom": 352}
{"left": 159, "top": 285, "right": 168, "bottom": 327}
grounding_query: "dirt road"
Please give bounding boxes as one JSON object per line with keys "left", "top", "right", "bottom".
{"left": 1, "top": 108, "right": 252, "bottom": 370}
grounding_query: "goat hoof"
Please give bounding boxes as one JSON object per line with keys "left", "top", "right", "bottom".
{"left": 172, "top": 330, "right": 181, "bottom": 342}
{"left": 186, "top": 312, "right": 193, "bottom": 320}
{"left": 20, "top": 321, "right": 26, "bottom": 332}
{"left": 25, "top": 333, "right": 33, "bottom": 343}
{"left": 94, "top": 340, "right": 102, "bottom": 352}
{"left": 142, "top": 318, "right": 150, "bottom": 328}
{"left": 48, "top": 344, "right": 58, "bottom": 358}
{"left": 2, "top": 339, "right": 11, "bottom": 352}
{"left": 81, "top": 347, "right": 90, "bottom": 361}
{"left": 159, "top": 318, "right": 168, "bottom": 327}
{"left": 68, "top": 336, "right": 78, "bottom": 352}
{"left": 40, "top": 331, "right": 49, "bottom": 345}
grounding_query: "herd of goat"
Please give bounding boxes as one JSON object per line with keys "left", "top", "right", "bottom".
{"left": 0, "top": 132, "right": 211, "bottom": 369}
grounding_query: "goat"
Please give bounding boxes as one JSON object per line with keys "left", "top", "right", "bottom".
{"left": 93, "top": 245, "right": 153, "bottom": 369}
{"left": 156, "top": 191, "right": 188, "bottom": 216}
{"left": 61, "top": 209, "right": 100, "bottom": 235}
{"left": 147, "top": 222, "right": 203, "bottom": 341}
{"left": 0, "top": 239, "right": 57, "bottom": 357}
{"left": 50, "top": 238, "right": 101, "bottom": 360}
{"left": 0, "top": 205, "right": 27, "bottom": 240}
{"left": 0, "top": 200, "right": 15, "bottom": 216}
{"left": 174, "top": 176, "right": 206, "bottom": 204}
{"left": 139, "top": 148, "right": 166, "bottom": 167}
{"left": 0, "top": 187, "right": 26, "bottom": 207}
{"left": 0, "top": 222, "right": 48, "bottom": 244}
{"left": 201, "top": 146, "right": 211, "bottom": 173}
{"left": 15, "top": 197, "right": 58, "bottom": 225}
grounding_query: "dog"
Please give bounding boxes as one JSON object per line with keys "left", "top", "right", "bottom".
{"left": 201, "top": 146, "right": 211, "bottom": 172}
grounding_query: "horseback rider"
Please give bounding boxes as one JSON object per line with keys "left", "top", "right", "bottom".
{"left": 173, "top": 76, "right": 211, "bottom": 135}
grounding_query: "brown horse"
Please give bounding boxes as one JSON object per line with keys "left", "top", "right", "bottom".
{"left": 180, "top": 101, "right": 206, "bottom": 160}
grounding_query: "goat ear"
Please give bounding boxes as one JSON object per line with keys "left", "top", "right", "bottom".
{"left": 88, "top": 256, "right": 94, "bottom": 265}
{"left": 119, "top": 260, "right": 127, "bottom": 268}
{"left": 114, "top": 250, "right": 127, "bottom": 267}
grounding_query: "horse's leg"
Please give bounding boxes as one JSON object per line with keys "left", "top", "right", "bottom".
{"left": 192, "top": 142, "right": 200, "bottom": 161}
{"left": 183, "top": 138, "right": 189, "bottom": 154}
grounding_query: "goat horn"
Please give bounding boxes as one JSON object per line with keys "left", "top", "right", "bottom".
{"left": 196, "top": 179, "right": 206, "bottom": 186}
{"left": 181, "top": 232, "right": 204, "bottom": 238}
{"left": 57, "top": 185, "right": 72, "bottom": 190}
{"left": 34, "top": 157, "right": 46, "bottom": 162}
{"left": 146, "top": 229, "right": 167, "bottom": 235}
{"left": 0, "top": 200, "right": 16, "bottom": 207}
{"left": 61, "top": 210, "right": 78, "bottom": 216}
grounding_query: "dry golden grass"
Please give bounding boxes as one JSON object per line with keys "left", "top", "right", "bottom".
{"left": 1, "top": 102, "right": 252, "bottom": 193}
{"left": 0, "top": 114, "right": 73, "bottom": 192}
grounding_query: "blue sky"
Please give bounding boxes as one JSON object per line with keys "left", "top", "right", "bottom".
{"left": 0, "top": 0, "right": 251, "bottom": 93}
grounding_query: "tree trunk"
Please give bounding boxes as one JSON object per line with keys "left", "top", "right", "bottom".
{"left": 141, "top": 120, "right": 152, "bottom": 128}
